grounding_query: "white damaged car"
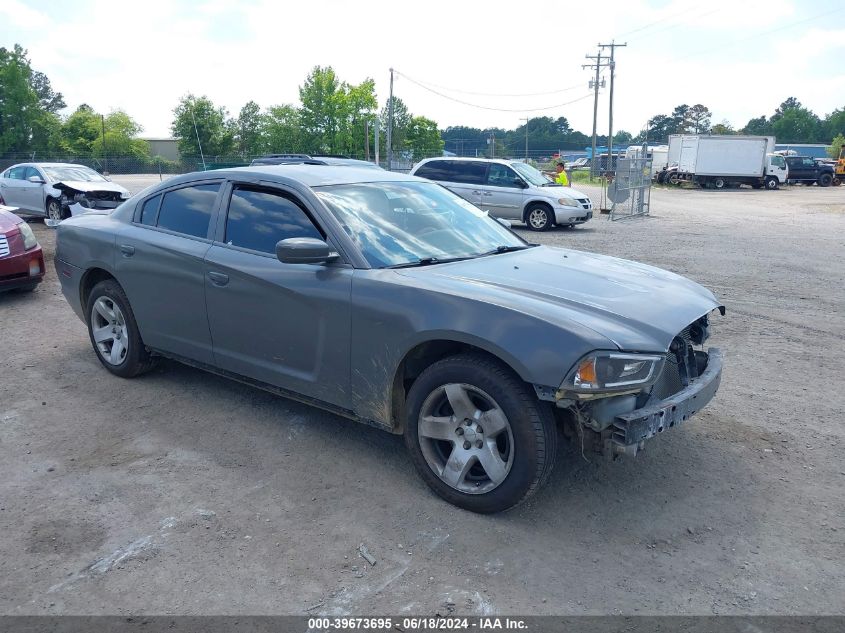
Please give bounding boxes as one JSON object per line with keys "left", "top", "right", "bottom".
{"left": 0, "top": 163, "right": 131, "bottom": 222}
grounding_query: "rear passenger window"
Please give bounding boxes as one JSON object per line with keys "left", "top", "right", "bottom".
{"left": 156, "top": 183, "right": 220, "bottom": 238}
{"left": 140, "top": 194, "right": 162, "bottom": 225}
{"left": 225, "top": 187, "right": 322, "bottom": 254}
{"left": 447, "top": 161, "right": 487, "bottom": 185}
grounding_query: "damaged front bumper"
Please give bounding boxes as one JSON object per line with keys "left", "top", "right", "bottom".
{"left": 610, "top": 347, "right": 722, "bottom": 455}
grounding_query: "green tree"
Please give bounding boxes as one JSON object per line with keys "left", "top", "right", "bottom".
{"left": 405, "top": 116, "right": 443, "bottom": 161}
{"left": 671, "top": 104, "right": 692, "bottom": 134}
{"left": 60, "top": 104, "right": 101, "bottom": 154}
{"left": 60, "top": 105, "right": 148, "bottom": 158}
{"left": 828, "top": 133, "right": 844, "bottom": 160}
{"left": 298, "top": 66, "right": 346, "bottom": 153}
{"left": 771, "top": 108, "right": 821, "bottom": 143}
{"left": 171, "top": 94, "right": 235, "bottom": 157}
{"left": 263, "top": 104, "right": 303, "bottom": 153}
{"left": 711, "top": 120, "right": 735, "bottom": 135}
{"left": 0, "top": 44, "right": 49, "bottom": 153}
{"left": 688, "top": 104, "right": 711, "bottom": 134}
{"left": 236, "top": 100, "right": 265, "bottom": 157}
{"left": 646, "top": 114, "right": 674, "bottom": 143}
{"left": 741, "top": 115, "right": 771, "bottom": 136}
{"left": 380, "top": 95, "right": 412, "bottom": 156}
{"left": 823, "top": 108, "right": 845, "bottom": 141}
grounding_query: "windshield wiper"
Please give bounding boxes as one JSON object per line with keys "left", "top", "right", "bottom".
{"left": 387, "top": 255, "right": 478, "bottom": 269}
{"left": 477, "top": 244, "right": 534, "bottom": 257}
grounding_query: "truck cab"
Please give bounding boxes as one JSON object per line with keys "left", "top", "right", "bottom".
{"left": 765, "top": 154, "right": 788, "bottom": 187}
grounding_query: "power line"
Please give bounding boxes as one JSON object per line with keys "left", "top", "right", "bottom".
{"left": 612, "top": 2, "right": 704, "bottom": 40}
{"left": 395, "top": 74, "right": 584, "bottom": 98}
{"left": 673, "top": 6, "right": 842, "bottom": 62}
{"left": 396, "top": 71, "right": 593, "bottom": 113}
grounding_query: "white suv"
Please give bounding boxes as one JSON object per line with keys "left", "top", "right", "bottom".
{"left": 410, "top": 157, "right": 593, "bottom": 231}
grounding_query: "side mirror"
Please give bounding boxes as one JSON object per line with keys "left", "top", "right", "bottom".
{"left": 496, "top": 218, "right": 512, "bottom": 228}
{"left": 27, "top": 175, "right": 45, "bottom": 184}
{"left": 275, "top": 237, "right": 339, "bottom": 265}
{"left": 513, "top": 178, "right": 528, "bottom": 189}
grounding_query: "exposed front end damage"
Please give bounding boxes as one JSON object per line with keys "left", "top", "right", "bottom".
{"left": 546, "top": 311, "right": 724, "bottom": 459}
{"left": 53, "top": 182, "right": 126, "bottom": 216}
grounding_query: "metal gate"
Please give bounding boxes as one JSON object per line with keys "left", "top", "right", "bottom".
{"left": 607, "top": 154, "right": 652, "bottom": 221}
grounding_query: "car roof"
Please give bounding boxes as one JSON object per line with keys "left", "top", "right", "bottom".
{"left": 5, "top": 162, "right": 93, "bottom": 170}
{"left": 416, "top": 156, "right": 516, "bottom": 166}
{"left": 171, "top": 164, "right": 421, "bottom": 188}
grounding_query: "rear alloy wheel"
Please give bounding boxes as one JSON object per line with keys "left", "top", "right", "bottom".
{"left": 765, "top": 176, "right": 779, "bottom": 190}
{"left": 46, "top": 198, "right": 64, "bottom": 222}
{"left": 525, "top": 204, "right": 553, "bottom": 231}
{"left": 87, "top": 280, "right": 156, "bottom": 378}
{"left": 818, "top": 173, "right": 833, "bottom": 187}
{"left": 404, "top": 354, "right": 557, "bottom": 513}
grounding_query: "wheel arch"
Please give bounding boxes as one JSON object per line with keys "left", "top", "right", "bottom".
{"left": 522, "top": 198, "right": 554, "bottom": 223}
{"left": 388, "top": 336, "right": 533, "bottom": 434}
{"left": 80, "top": 267, "right": 119, "bottom": 316}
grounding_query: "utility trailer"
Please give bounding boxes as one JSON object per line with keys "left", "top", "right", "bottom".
{"left": 666, "top": 135, "right": 787, "bottom": 189}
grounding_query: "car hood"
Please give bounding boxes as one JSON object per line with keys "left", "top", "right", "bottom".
{"left": 398, "top": 245, "right": 723, "bottom": 352}
{"left": 531, "top": 184, "right": 589, "bottom": 200}
{"left": 0, "top": 206, "right": 23, "bottom": 233}
{"left": 51, "top": 180, "right": 128, "bottom": 194}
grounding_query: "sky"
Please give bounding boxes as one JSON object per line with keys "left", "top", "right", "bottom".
{"left": 1, "top": 0, "right": 844, "bottom": 140}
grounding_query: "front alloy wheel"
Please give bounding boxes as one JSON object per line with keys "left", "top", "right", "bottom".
{"left": 47, "top": 198, "right": 63, "bottom": 222}
{"left": 526, "top": 204, "right": 553, "bottom": 231}
{"left": 417, "top": 383, "right": 515, "bottom": 494}
{"left": 405, "top": 353, "right": 557, "bottom": 513}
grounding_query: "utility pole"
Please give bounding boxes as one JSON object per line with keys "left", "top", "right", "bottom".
{"left": 386, "top": 68, "right": 394, "bottom": 171}
{"left": 583, "top": 50, "right": 609, "bottom": 181}
{"left": 599, "top": 41, "right": 626, "bottom": 172}
{"left": 101, "top": 114, "right": 108, "bottom": 175}
{"left": 374, "top": 122, "right": 380, "bottom": 166}
{"left": 520, "top": 117, "right": 529, "bottom": 160}
{"left": 365, "top": 120, "right": 370, "bottom": 162}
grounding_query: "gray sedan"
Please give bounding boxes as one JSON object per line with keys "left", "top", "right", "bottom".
{"left": 55, "top": 165, "right": 724, "bottom": 513}
{"left": 0, "top": 162, "right": 130, "bottom": 221}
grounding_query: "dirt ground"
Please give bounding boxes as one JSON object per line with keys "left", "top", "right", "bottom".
{"left": 1, "top": 177, "right": 843, "bottom": 616}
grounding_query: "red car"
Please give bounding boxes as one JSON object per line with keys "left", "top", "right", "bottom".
{"left": 0, "top": 206, "right": 45, "bottom": 292}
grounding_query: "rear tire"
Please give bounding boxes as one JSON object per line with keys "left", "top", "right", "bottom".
{"left": 86, "top": 280, "right": 156, "bottom": 378}
{"left": 713, "top": 177, "right": 726, "bottom": 189}
{"left": 524, "top": 203, "right": 554, "bottom": 232}
{"left": 404, "top": 353, "right": 557, "bottom": 513}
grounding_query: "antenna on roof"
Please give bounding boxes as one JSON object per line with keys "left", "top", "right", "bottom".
{"left": 189, "top": 100, "right": 207, "bottom": 171}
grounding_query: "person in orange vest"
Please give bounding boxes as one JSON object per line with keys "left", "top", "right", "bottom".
{"left": 554, "top": 161, "right": 569, "bottom": 186}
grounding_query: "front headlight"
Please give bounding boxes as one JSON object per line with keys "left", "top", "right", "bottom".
{"left": 557, "top": 195, "right": 579, "bottom": 207}
{"left": 562, "top": 352, "right": 664, "bottom": 396}
{"left": 18, "top": 221, "right": 37, "bottom": 250}
{"left": 120, "top": 191, "right": 132, "bottom": 200}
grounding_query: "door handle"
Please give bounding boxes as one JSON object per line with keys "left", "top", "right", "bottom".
{"left": 119, "top": 244, "right": 135, "bottom": 257}
{"left": 207, "top": 271, "right": 229, "bottom": 286}
{"left": 483, "top": 191, "right": 493, "bottom": 196}
{"left": 471, "top": 190, "right": 482, "bottom": 195}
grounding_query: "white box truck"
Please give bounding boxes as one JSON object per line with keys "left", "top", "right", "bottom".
{"left": 665, "top": 135, "right": 787, "bottom": 189}
{"left": 625, "top": 144, "right": 669, "bottom": 178}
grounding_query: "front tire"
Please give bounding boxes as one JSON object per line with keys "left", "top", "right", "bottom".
{"left": 87, "top": 280, "right": 155, "bottom": 378}
{"left": 46, "top": 198, "right": 64, "bottom": 221}
{"left": 404, "top": 353, "right": 557, "bottom": 513}
{"left": 765, "top": 176, "right": 779, "bottom": 190}
{"left": 818, "top": 173, "right": 833, "bottom": 187}
{"left": 525, "top": 204, "right": 554, "bottom": 231}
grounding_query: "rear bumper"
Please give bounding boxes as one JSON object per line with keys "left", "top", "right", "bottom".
{"left": 54, "top": 256, "right": 86, "bottom": 321}
{"left": 0, "top": 247, "right": 45, "bottom": 291}
{"left": 611, "top": 347, "right": 722, "bottom": 450}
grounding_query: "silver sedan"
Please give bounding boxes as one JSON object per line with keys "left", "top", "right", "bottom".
{"left": 0, "top": 162, "right": 131, "bottom": 221}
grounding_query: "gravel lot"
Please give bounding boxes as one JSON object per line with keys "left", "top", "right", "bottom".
{"left": 1, "top": 177, "right": 843, "bottom": 616}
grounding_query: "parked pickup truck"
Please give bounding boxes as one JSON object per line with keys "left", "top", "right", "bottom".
{"left": 784, "top": 156, "right": 837, "bottom": 186}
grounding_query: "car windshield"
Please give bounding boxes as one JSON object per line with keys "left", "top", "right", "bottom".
{"left": 510, "top": 162, "right": 551, "bottom": 186}
{"left": 314, "top": 181, "right": 528, "bottom": 268}
{"left": 42, "top": 166, "right": 108, "bottom": 182}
